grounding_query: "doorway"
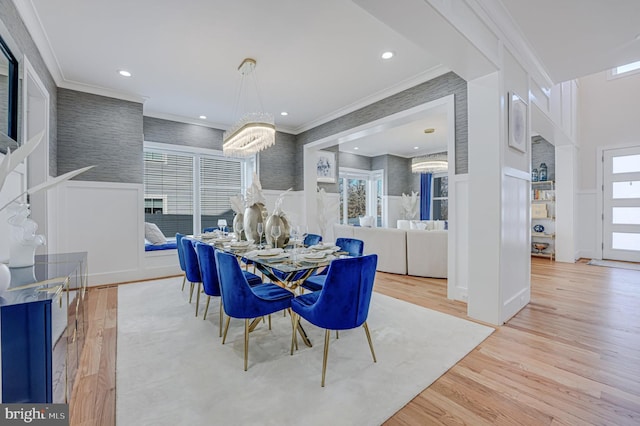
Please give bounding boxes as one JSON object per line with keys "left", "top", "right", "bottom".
{"left": 602, "top": 145, "right": 640, "bottom": 262}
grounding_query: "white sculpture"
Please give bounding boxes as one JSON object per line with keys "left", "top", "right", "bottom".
{"left": 7, "top": 202, "right": 46, "bottom": 267}
{"left": 401, "top": 191, "right": 419, "bottom": 220}
{"left": 317, "top": 187, "right": 338, "bottom": 238}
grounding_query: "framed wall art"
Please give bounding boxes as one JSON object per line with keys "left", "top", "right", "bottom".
{"left": 508, "top": 91, "right": 528, "bottom": 153}
{"left": 316, "top": 150, "right": 336, "bottom": 183}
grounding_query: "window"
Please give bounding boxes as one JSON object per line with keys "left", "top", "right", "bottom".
{"left": 432, "top": 174, "right": 448, "bottom": 220}
{"left": 143, "top": 143, "right": 254, "bottom": 237}
{"left": 608, "top": 60, "right": 640, "bottom": 80}
{"left": 339, "top": 169, "right": 383, "bottom": 226}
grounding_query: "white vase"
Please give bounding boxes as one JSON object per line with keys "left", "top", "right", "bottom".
{"left": 0, "top": 263, "right": 11, "bottom": 294}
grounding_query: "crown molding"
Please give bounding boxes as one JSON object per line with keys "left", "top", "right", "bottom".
{"left": 57, "top": 79, "right": 147, "bottom": 104}
{"left": 13, "top": 0, "right": 64, "bottom": 85}
{"left": 292, "top": 64, "right": 450, "bottom": 134}
{"left": 467, "top": 0, "right": 554, "bottom": 87}
{"left": 143, "top": 111, "right": 227, "bottom": 130}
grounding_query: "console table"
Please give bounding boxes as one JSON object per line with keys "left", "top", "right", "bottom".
{"left": 0, "top": 252, "right": 88, "bottom": 403}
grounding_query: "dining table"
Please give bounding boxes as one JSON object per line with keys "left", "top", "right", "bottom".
{"left": 192, "top": 233, "right": 346, "bottom": 347}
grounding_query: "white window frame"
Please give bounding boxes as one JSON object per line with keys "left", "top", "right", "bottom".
{"left": 431, "top": 172, "right": 448, "bottom": 220}
{"left": 607, "top": 60, "right": 640, "bottom": 80}
{"left": 144, "top": 194, "right": 168, "bottom": 214}
{"left": 338, "top": 167, "right": 384, "bottom": 225}
{"left": 143, "top": 141, "right": 256, "bottom": 234}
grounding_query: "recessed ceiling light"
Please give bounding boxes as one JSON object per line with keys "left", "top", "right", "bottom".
{"left": 424, "top": 128, "right": 435, "bottom": 134}
{"left": 118, "top": 70, "right": 132, "bottom": 77}
{"left": 414, "top": 146, "right": 419, "bottom": 150}
{"left": 280, "top": 112, "right": 288, "bottom": 116}
{"left": 199, "top": 115, "right": 207, "bottom": 120}
{"left": 381, "top": 51, "right": 394, "bottom": 60}
{"left": 354, "top": 147, "right": 359, "bottom": 150}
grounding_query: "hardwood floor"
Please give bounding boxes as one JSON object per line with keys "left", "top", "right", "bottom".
{"left": 69, "top": 258, "right": 640, "bottom": 425}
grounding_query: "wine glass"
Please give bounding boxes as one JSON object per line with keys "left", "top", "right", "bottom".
{"left": 217, "top": 219, "right": 228, "bottom": 235}
{"left": 271, "top": 225, "right": 281, "bottom": 249}
{"left": 235, "top": 221, "right": 243, "bottom": 241}
{"left": 257, "top": 222, "right": 264, "bottom": 249}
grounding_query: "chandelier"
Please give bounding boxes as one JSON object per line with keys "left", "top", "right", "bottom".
{"left": 411, "top": 152, "right": 448, "bottom": 174}
{"left": 223, "top": 58, "right": 275, "bottom": 157}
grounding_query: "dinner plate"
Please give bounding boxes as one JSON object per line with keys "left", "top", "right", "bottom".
{"left": 255, "top": 248, "right": 284, "bottom": 257}
{"left": 230, "top": 241, "right": 251, "bottom": 248}
{"left": 301, "top": 256, "right": 330, "bottom": 263}
{"left": 310, "top": 244, "right": 340, "bottom": 251}
{"left": 302, "top": 252, "right": 326, "bottom": 260}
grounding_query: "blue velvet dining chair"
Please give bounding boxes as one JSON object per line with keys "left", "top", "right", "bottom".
{"left": 301, "top": 237, "right": 365, "bottom": 292}
{"left": 215, "top": 251, "right": 295, "bottom": 371}
{"left": 291, "top": 254, "right": 378, "bottom": 386}
{"left": 176, "top": 233, "right": 188, "bottom": 292}
{"left": 181, "top": 237, "right": 204, "bottom": 316}
{"left": 202, "top": 227, "right": 218, "bottom": 233}
{"left": 303, "top": 233, "right": 322, "bottom": 247}
{"left": 195, "top": 242, "right": 263, "bottom": 337}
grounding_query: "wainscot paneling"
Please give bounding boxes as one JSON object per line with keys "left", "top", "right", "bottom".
{"left": 56, "top": 180, "right": 180, "bottom": 286}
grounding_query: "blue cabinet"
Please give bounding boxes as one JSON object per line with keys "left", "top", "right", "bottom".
{"left": 0, "top": 253, "right": 87, "bottom": 403}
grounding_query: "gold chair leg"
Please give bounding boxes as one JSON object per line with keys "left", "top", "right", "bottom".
{"left": 322, "top": 329, "right": 331, "bottom": 387}
{"left": 244, "top": 319, "right": 250, "bottom": 371}
{"left": 189, "top": 282, "right": 195, "bottom": 303}
{"left": 290, "top": 311, "right": 298, "bottom": 355}
{"left": 363, "top": 322, "right": 377, "bottom": 363}
{"left": 219, "top": 303, "right": 224, "bottom": 338}
{"left": 336, "top": 330, "right": 339, "bottom": 339}
{"left": 222, "top": 317, "right": 231, "bottom": 344}
{"left": 203, "top": 296, "right": 211, "bottom": 320}
{"left": 181, "top": 274, "right": 186, "bottom": 291}
{"left": 195, "top": 283, "right": 201, "bottom": 317}
{"left": 269, "top": 314, "right": 272, "bottom": 330}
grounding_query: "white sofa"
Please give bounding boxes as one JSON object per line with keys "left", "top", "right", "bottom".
{"left": 333, "top": 223, "right": 447, "bottom": 278}
{"left": 406, "top": 230, "right": 448, "bottom": 278}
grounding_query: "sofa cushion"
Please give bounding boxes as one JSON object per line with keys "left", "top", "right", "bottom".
{"left": 406, "top": 230, "right": 447, "bottom": 278}
{"left": 353, "top": 226, "right": 407, "bottom": 275}
{"left": 145, "top": 222, "right": 167, "bottom": 245}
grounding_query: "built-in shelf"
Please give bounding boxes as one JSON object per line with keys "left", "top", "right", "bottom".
{"left": 531, "top": 180, "right": 555, "bottom": 262}
{"left": 532, "top": 232, "right": 555, "bottom": 238}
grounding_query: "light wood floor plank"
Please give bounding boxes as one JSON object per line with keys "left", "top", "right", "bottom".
{"left": 68, "top": 258, "right": 640, "bottom": 425}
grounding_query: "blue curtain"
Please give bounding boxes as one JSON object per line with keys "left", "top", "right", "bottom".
{"left": 420, "top": 173, "right": 432, "bottom": 220}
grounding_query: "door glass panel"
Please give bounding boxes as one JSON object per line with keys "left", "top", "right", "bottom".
{"left": 612, "top": 155, "right": 640, "bottom": 174}
{"left": 376, "top": 178, "right": 382, "bottom": 227}
{"left": 433, "top": 199, "right": 448, "bottom": 220}
{"left": 339, "top": 178, "right": 345, "bottom": 224}
{"left": 612, "top": 207, "right": 640, "bottom": 225}
{"left": 612, "top": 232, "right": 640, "bottom": 251}
{"left": 612, "top": 181, "right": 640, "bottom": 199}
{"left": 347, "top": 178, "right": 367, "bottom": 225}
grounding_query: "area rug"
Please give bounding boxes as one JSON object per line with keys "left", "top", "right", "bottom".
{"left": 116, "top": 277, "right": 493, "bottom": 425}
{"left": 587, "top": 259, "right": 640, "bottom": 271}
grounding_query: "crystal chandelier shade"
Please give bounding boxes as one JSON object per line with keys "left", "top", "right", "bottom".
{"left": 411, "top": 153, "right": 448, "bottom": 173}
{"left": 223, "top": 58, "right": 275, "bottom": 157}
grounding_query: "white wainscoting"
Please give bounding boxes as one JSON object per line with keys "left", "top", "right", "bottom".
{"left": 262, "top": 190, "right": 305, "bottom": 228}
{"left": 500, "top": 170, "right": 531, "bottom": 323}
{"left": 56, "top": 180, "right": 179, "bottom": 286}
{"left": 384, "top": 195, "right": 405, "bottom": 229}
{"left": 448, "top": 174, "right": 468, "bottom": 301}
{"left": 576, "top": 190, "right": 598, "bottom": 260}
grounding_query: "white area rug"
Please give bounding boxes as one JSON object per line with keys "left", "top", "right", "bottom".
{"left": 588, "top": 259, "right": 640, "bottom": 271}
{"left": 116, "top": 277, "right": 493, "bottom": 426}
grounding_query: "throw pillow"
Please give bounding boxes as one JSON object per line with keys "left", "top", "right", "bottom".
{"left": 145, "top": 222, "right": 167, "bottom": 245}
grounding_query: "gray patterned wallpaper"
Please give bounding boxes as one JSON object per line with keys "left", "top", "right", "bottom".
{"left": 57, "top": 89, "right": 143, "bottom": 183}
{"left": 531, "top": 135, "right": 555, "bottom": 181}
{"left": 339, "top": 151, "right": 372, "bottom": 170}
{"left": 258, "top": 131, "right": 297, "bottom": 190}
{"left": 144, "top": 117, "right": 223, "bottom": 150}
{"left": 0, "top": 2, "right": 58, "bottom": 175}
{"left": 295, "top": 71, "right": 468, "bottom": 192}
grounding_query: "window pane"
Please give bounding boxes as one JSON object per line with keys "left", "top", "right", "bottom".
{"left": 339, "top": 178, "right": 345, "bottom": 224}
{"left": 612, "top": 207, "right": 640, "bottom": 225}
{"left": 612, "top": 155, "right": 640, "bottom": 174}
{"left": 433, "top": 199, "right": 448, "bottom": 220}
{"left": 144, "top": 152, "right": 193, "bottom": 236}
{"left": 615, "top": 61, "right": 640, "bottom": 75}
{"left": 612, "top": 181, "right": 640, "bottom": 199}
{"left": 376, "top": 178, "right": 382, "bottom": 227}
{"left": 347, "top": 179, "right": 367, "bottom": 225}
{"left": 200, "top": 156, "right": 241, "bottom": 230}
{"left": 433, "top": 176, "right": 448, "bottom": 197}
{"left": 612, "top": 232, "right": 640, "bottom": 251}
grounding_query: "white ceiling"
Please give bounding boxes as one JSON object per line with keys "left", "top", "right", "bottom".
{"left": 17, "top": 0, "right": 640, "bottom": 156}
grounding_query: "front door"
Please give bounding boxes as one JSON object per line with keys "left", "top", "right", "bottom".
{"left": 602, "top": 146, "right": 640, "bottom": 262}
